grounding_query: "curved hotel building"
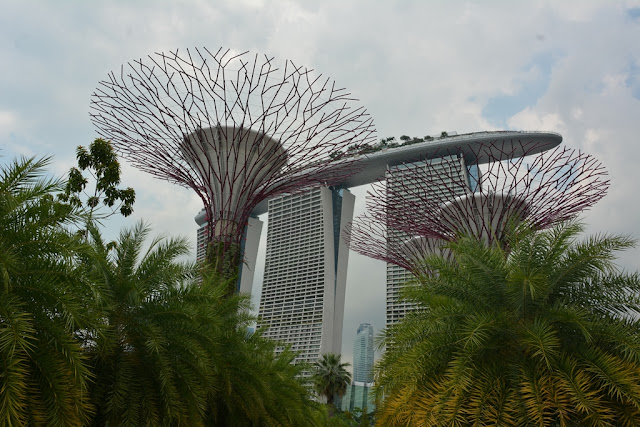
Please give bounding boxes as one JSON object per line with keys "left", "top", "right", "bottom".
{"left": 195, "top": 131, "right": 562, "bottom": 362}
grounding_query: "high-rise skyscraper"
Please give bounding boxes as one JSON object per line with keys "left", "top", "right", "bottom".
{"left": 340, "top": 382, "right": 376, "bottom": 414}
{"left": 386, "top": 155, "right": 476, "bottom": 325}
{"left": 353, "top": 323, "right": 374, "bottom": 383}
{"left": 256, "top": 186, "right": 355, "bottom": 365}
{"left": 341, "top": 323, "right": 376, "bottom": 413}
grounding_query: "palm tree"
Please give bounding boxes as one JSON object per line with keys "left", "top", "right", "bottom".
{"left": 376, "top": 221, "right": 640, "bottom": 426}
{"left": 313, "top": 353, "right": 352, "bottom": 415}
{"left": 0, "top": 156, "right": 94, "bottom": 425}
{"left": 208, "top": 334, "right": 326, "bottom": 426}
{"left": 84, "top": 222, "right": 324, "bottom": 426}
{"left": 0, "top": 155, "right": 325, "bottom": 425}
{"left": 83, "top": 221, "right": 227, "bottom": 425}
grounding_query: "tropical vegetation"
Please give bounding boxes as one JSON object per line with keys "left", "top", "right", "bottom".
{"left": 0, "top": 154, "right": 326, "bottom": 426}
{"left": 313, "top": 353, "right": 352, "bottom": 416}
{"left": 83, "top": 221, "right": 219, "bottom": 425}
{"left": 59, "top": 138, "right": 135, "bottom": 223}
{"left": 328, "top": 130, "right": 494, "bottom": 160}
{"left": 0, "top": 156, "right": 94, "bottom": 425}
{"left": 8, "top": 145, "right": 640, "bottom": 426}
{"left": 82, "top": 221, "right": 323, "bottom": 425}
{"left": 376, "top": 222, "right": 640, "bottom": 426}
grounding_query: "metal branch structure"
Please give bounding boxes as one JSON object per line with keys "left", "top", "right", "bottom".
{"left": 346, "top": 139, "right": 609, "bottom": 276}
{"left": 90, "top": 47, "right": 376, "bottom": 283}
{"left": 347, "top": 212, "right": 448, "bottom": 276}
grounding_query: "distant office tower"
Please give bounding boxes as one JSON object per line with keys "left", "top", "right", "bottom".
{"left": 340, "top": 322, "right": 375, "bottom": 414}
{"left": 386, "top": 156, "right": 476, "bottom": 326}
{"left": 340, "top": 382, "right": 375, "bottom": 414}
{"left": 195, "top": 209, "right": 263, "bottom": 294}
{"left": 257, "top": 186, "right": 355, "bottom": 365}
{"left": 353, "top": 323, "right": 374, "bottom": 383}
{"left": 195, "top": 209, "right": 208, "bottom": 263}
{"left": 342, "top": 323, "right": 376, "bottom": 415}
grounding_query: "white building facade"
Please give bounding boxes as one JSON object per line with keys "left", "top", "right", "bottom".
{"left": 256, "top": 186, "right": 355, "bottom": 365}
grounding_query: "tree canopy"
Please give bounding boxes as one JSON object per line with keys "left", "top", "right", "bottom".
{"left": 376, "top": 222, "right": 640, "bottom": 426}
{"left": 0, "top": 152, "right": 326, "bottom": 426}
{"left": 313, "top": 353, "right": 352, "bottom": 416}
{"left": 0, "top": 156, "right": 93, "bottom": 425}
{"left": 59, "top": 138, "right": 135, "bottom": 222}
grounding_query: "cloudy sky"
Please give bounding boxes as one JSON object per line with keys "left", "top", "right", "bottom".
{"left": 2, "top": 0, "right": 640, "bottom": 367}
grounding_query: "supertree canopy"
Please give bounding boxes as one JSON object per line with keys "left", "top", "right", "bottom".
{"left": 346, "top": 139, "right": 609, "bottom": 276}
{"left": 90, "top": 47, "right": 376, "bottom": 283}
{"left": 348, "top": 211, "right": 448, "bottom": 276}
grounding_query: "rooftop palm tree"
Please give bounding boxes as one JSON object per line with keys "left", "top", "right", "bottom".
{"left": 0, "top": 156, "right": 94, "bottom": 426}
{"left": 313, "top": 353, "right": 352, "bottom": 416}
{"left": 376, "top": 221, "right": 640, "bottom": 426}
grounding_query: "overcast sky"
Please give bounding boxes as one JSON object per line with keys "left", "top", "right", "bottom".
{"left": 2, "top": 0, "right": 640, "bottom": 368}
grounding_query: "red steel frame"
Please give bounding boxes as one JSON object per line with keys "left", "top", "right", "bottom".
{"left": 346, "top": 140, "right": 609, "bottom": 276}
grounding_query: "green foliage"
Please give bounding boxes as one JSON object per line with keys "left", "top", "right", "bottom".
{"left": 326, "top": 410, "right": 358, "bottom": 426}
{"left": 207, "top": 334, "right": 325, "bottom": 426}
{"left": 325, "top": 133, "right": 449, "bottom": 159}
{"left": 82, "top": 222, "right": 207, "bottom": 425}
{"left": 59, "top": 138, "right": 135, "bottom": 221}
{"left": 1, "top": 154, "right": 325, "bottom": 426}
{"left": 326, "top": 407, "right": 373, "bottom": 426}
{"left": 0, "top": 156, "right": 94, "bottom": 425}
{"left": 376, "top": 222, "right": 640, "bottom": 426}
{"left": 359, "top": 408, "right": 371, "bottom": 427}
{"left": 329, "top": 150, "right": 345, "bottom": 160}
{"left": 313, "top": 353, "right": 352, "bottom": 416}
{"left": 206, "top": 239, "right": 242, "bottom": 292}
{"left": 83, "top": 221, "right": 324, "bottom": 426}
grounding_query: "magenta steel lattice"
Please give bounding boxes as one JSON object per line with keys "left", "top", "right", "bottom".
{"left": 90, "top": 47, "right": 376, "bottom": 261}
{"left": 346, "top": 140, "right": 609, "bottom": 276}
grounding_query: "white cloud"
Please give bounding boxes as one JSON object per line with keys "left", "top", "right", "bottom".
{"left": 572, "top": 107, "right": 584, "bottom": 120}
{"left": 508, "top": 108, "right": 566, "bottom": 133}
{"left": 0, "top": 110, "right": 17, "bottom": 130}
{"left": 0, "top": 110, "right": 36, "bottom": 157}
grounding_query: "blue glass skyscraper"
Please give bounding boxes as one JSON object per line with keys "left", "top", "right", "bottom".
{"left": 353, "top": 323, "right": 374, "bottom": 383}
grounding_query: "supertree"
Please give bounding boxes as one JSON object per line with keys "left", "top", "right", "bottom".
{"left": 90, "top": 47, "right": 376, "bottom": 290}
{"left": 348, "top": 212, "right": 448, "bottom": 277}
{"left": 346, "top": 139, "right": 609, "bottom": 277}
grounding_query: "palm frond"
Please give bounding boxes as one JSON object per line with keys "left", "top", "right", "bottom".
{"left": 376, "top": 221, "right": 640, "bottom": 425}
